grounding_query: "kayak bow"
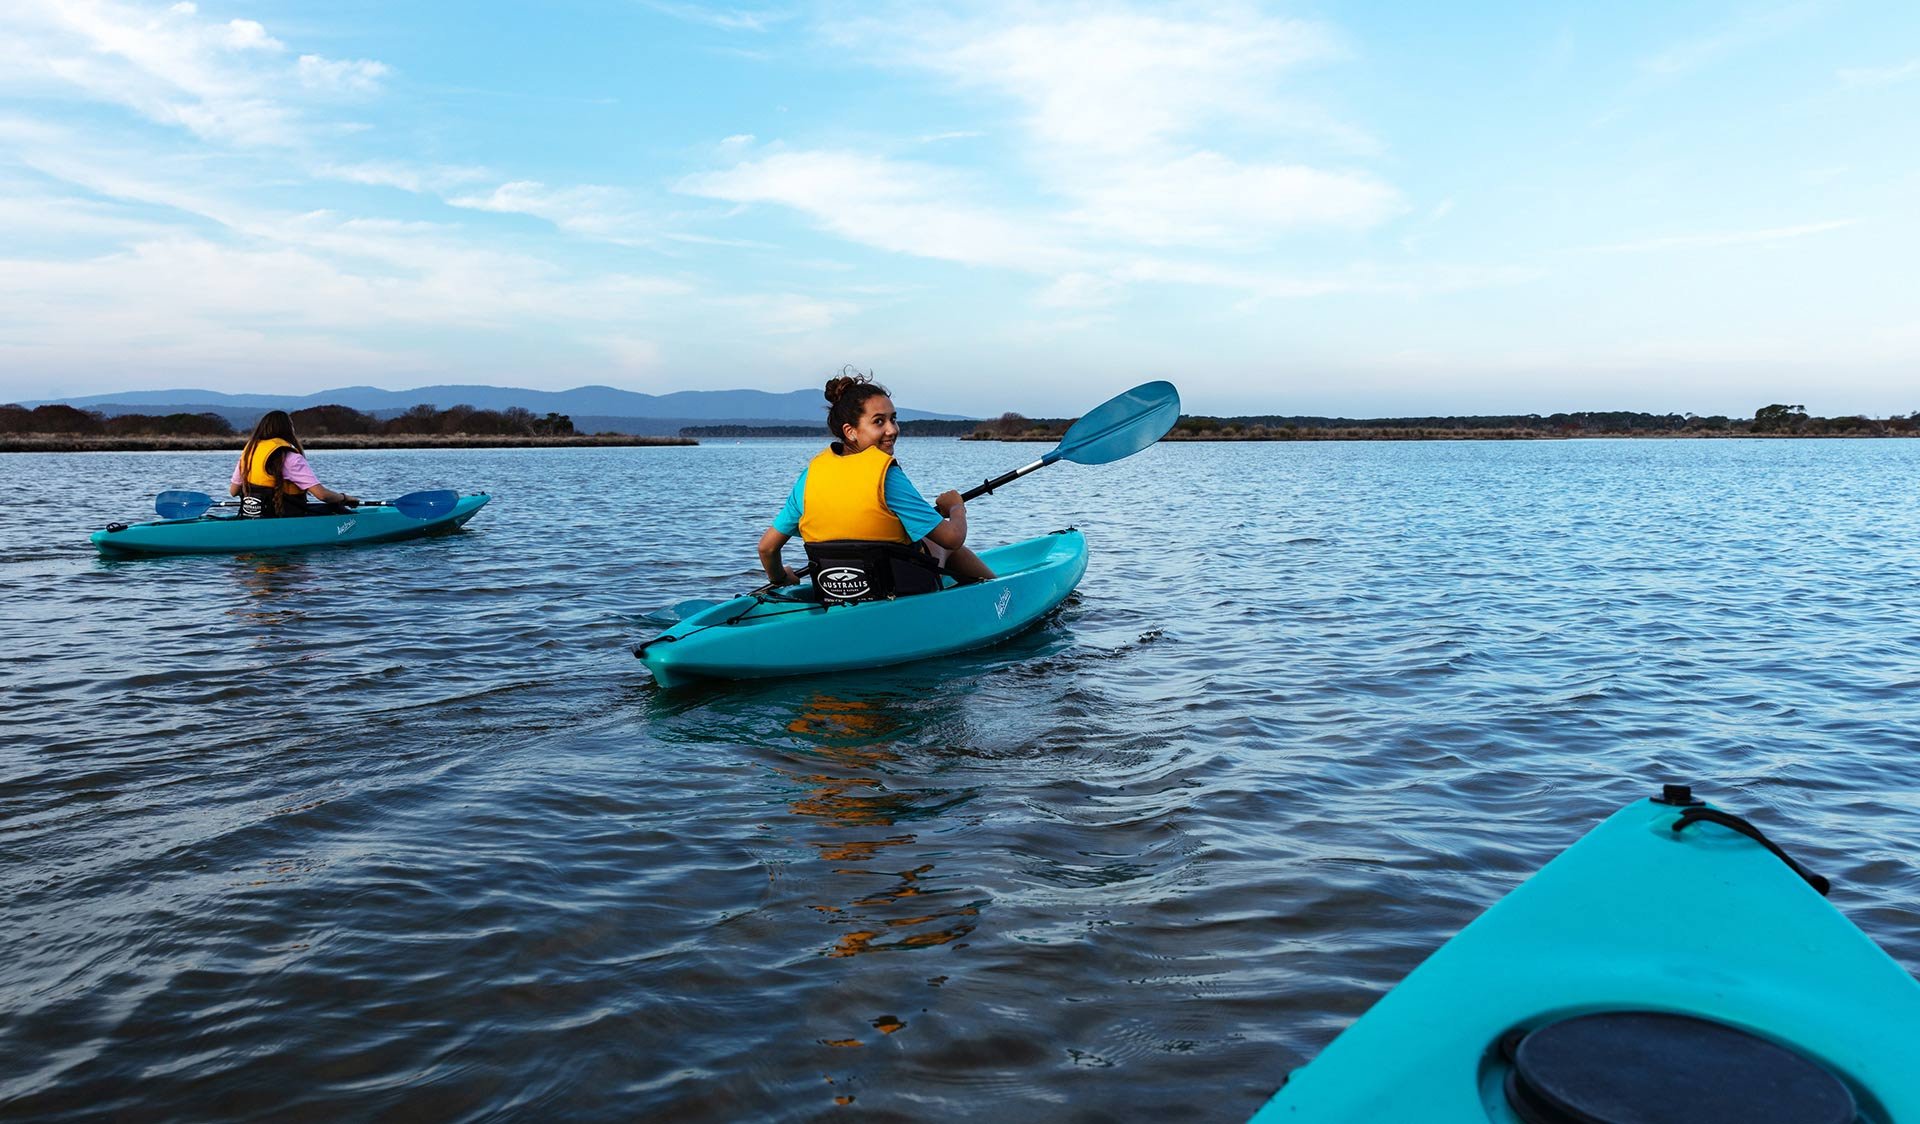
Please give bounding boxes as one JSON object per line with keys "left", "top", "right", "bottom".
{"left": 1251, "top": 785, "right": 1920, "bottom": 1122}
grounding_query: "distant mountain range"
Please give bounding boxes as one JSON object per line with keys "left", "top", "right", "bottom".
{"left": 23, "top": 384, "right": 973, "bottom": 437}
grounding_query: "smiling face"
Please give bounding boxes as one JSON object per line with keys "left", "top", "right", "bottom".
{"left": 839, "top": 394, "right": 900, "bottom": 455}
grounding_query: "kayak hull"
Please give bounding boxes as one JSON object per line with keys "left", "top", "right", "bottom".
{"left": 1251, "top": 792, "right": 1920, "bottom": 1121}
{"left": 639, "top": 529, "right": 1087, "bottom": 687}
{"left": 91, "top": 494, "right": 491, "bottom": 555}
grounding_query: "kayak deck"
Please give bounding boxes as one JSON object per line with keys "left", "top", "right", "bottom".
{"left": 92, "top": 494, "right": 491, "bottom": 556}
{"left": 638, "top": 529, "right": 1087, "bottom": 687}
{"left": 1252, "top": 790, "right": 1920, "bottom": 1122}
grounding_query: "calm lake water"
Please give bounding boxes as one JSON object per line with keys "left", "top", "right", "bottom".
{"left": 3, "top": 438, "right": 1918, "bottom": 1121}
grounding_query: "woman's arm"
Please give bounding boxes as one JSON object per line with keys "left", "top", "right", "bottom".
{"left": 280, "top": 451, "right": 355, "bottom": 506}
{"left": 926, "top": 490, "right": 968, "bottom": 550}
{"left": 758, "top": 527, "right": 799, "bottom": 585}
{"left": 305, "top": 483, "right": 360, "bottom": 507}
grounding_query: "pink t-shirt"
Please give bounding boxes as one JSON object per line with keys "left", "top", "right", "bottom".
{"left": 231, "top": 449, "right": 321, "bottom": 490}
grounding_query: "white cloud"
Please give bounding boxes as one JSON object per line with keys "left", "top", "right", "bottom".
{"left": 315, "top": 161, "right": 494, "bottom": 193}
{"left": 803, "top": 3, "right": 1401, "bottom": 255}
{"left": 1638, "top": 3, "right": 1823, "bottom": 76}
{"left": 679, "top": 149, "right": 1089, "bottom": 270}
{"left": 1036, "top": 272, "right": 1123, "bottom": 310}
{"left": 850, "top": 5, "right": 1348, "bottom": 157}
{"left": 1838, "top": 58, "right": 1920, "bottom": 86}
{"left": 446, "top": 180, "right": 658, "bottom": 245}
{"left": 296, "top": 54, "right": 390, "bottom": 94}
{"left": 222, "top": 19, "right": 281, "bottom": 52}
{"left": 594, "top": 334, "right": 665, "bottom": 370}
{"left": 0, "top": 148, "right": 714, "bottom": 383}
{"left": 1579, "top": 220, "right": 1855, "bottom": 254}
{"left": 0, "top": 0, "right": 389, "bottom": 145}
{"left": 1111, "top": 257, "right": 1544, "bottom": 301}
{"left": 1064, "top": 151, "right": 1402, "bottom": 245}
{"left": 636, "top": 1, "right": 784, "bottom": 33}
{"left": 716, "top": 292, "right": 859, "bottom": 334}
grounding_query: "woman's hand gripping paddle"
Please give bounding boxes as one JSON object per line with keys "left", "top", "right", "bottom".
{"left": 153, "top": 489, "right": 460, "bottom": 520}
{"left": 642, "top": 380, "right": 1181, "bottom": 625}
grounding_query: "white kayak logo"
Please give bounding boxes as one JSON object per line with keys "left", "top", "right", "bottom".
{"left": 995, "top": 589, "right": 1012, "bottom": 619}
{"left": 335, "top": 518, "right": 357, "bottom": 536}
{"left": 817, "top": 566, "right": 872, "bottom": 600}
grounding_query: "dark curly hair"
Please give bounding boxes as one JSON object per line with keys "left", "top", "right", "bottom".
{"left": 824, "top": 367, "right": 891, "bottom": 443}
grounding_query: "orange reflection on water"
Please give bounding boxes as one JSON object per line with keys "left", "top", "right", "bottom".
{"left": 787, "top": 694, "right": 903, "bottom": 739}
{"left": 783, "top": 694, "right": 981, "bottom": 960}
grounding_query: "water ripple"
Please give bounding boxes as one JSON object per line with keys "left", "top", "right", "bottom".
{"left": 3, "top": 439, "right": 1919, "bottom": 1120}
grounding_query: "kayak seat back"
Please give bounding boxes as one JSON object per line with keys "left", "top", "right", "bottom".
{"left": 803, "top": 539, "right": 943, "bottom": 604}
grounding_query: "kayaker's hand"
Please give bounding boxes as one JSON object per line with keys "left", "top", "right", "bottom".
{"left": 774, "top": 566, "right": 800, "bottom": 586}
{"left": 342, "top": 495, "right": 361, "bottom": 508}
{"left": 935, "top": 489, "right": 963, "bottom": 515}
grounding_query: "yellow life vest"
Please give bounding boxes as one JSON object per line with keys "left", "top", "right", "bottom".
{"left": 798, "top": 445, "right": 910, "bottom": 543}
{"left": 242, "top": 438, "right": 305, "bottom": 495}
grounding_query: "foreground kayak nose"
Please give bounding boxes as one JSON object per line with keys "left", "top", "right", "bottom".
{"left": 1251, "top": 785, "right": 1920, "bottom": 1122}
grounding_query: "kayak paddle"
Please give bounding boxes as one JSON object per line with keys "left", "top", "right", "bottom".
{"left": 154, "top": 489, "right": 461, "bottom": 520}
{"left": 643, "top": 380, "right": 1181, "bottom": 622}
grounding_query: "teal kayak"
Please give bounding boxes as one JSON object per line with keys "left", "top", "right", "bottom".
{"left": 91, "top": 494, "right": 491, "bottom": 555}
{"left": 637, "top": 529, "right": 1087, "bottom": 687}
{"left": 1252, "top": 786, "right": 1920, "bottom": 1122}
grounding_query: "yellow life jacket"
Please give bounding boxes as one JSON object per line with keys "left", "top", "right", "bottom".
{"left": 798, "top": 445, "right": 910, "bottom": 543}
{"left": 242, "top": 438, "right": 305, "bottom": 495}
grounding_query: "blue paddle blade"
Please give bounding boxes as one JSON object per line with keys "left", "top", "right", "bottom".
{"left": 639, "top": 598, "right": 723, "bottom": 627}
{"left": 1055, "top": 380, "right": 1181, "bottom": 465}
{"left": 155, "top": 490, "right": 214, "bottom": 519}
{"left": 387, "top": 489, "right": 459, "bottom": 519}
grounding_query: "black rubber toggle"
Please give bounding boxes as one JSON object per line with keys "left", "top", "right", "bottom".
{"left": 1502, "top": 1011, "right": 1855, "bottom": 1124}
{"left": 1651, "top": 783, "right": 1701, "bottom": 806}
{"left": 1672, "top": 805, "right": 1831, "bottom": 895}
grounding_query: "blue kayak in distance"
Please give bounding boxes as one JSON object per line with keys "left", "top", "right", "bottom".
{"left": 92, "top": 494, "right": 491, "bottom": 556}
{"left": 1251, "top": 786, "right": 1920, "bottom": 1123}
{"left": 637, "top": 529, "right": 1087, "bottom": 688}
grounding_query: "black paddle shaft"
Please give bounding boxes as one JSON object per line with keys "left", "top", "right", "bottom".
{"left": 961, "top": 456, "right": 1051, "bottom": 502}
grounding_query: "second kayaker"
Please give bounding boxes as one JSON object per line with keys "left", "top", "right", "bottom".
{"left": 758, "top": 372, "right": 994, "bottom": 601}
{"left": 230, "top": 410, "right": 361, "bottom": 517}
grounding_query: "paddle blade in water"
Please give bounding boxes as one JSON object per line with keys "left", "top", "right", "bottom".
{"left": 155, "top": 490, "right": 214, "bottom": 519}
{"left": 388, "top": 489, "right": 459, "bottom": 519}
{"left": 1056, "top": 380, "right": 1181, "bottom": 465}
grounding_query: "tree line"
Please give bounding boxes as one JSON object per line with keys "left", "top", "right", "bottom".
{"left": 0, "top": 403, "right": 577, "bottom": 438}
{"left": 679, "top": 419, "right": 979, "bottom": 437}
{"left": 975, "top": 405, "right": 1920, "bottom": 439}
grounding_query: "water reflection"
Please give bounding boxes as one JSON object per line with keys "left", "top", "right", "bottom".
{"left": 779, "top": 694, "right": 984, "bottom": 959}
{"left": 225, "top": 553, "right": 318, "bottom": 625}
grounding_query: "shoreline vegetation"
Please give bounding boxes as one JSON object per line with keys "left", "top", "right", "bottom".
{"left": 959, "top": 404, "right": 1920, "bottom": 442}
{"left": 13, "top": 399, "right": 1916, "bottom": 450}
{"left": 0, "top": 402, "right": 696, "bottom": 452}
{"left": 692, "top": 403, "right": 1920, "bottom": 441}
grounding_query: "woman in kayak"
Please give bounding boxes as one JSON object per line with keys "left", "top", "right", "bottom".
{"left": 230, "top": 410, "right": 360, "bottom": 517}
{"left": 758, "top": 372, "right": 993, "bottom": 596}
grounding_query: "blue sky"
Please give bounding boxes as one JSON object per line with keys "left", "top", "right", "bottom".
{"left": 2, "top": 1, "right": 1916, "bottom": 417}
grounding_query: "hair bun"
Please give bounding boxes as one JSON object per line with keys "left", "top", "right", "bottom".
{"left": 824, "top": 370, "right": 872, "bottom": 405}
